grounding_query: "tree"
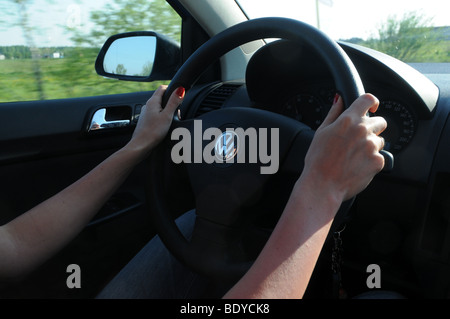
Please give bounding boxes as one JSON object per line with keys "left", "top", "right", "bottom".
{"left": 0, "top": 46, "right": 32, "bottom": 59}
{"left": 61, "top": 0, "right": 181, "bottom": 97}
{"left": 5, "top": 0, "right": 46, "bottom": 99}
{"left": 115, "top": 64, "right": 127, "bottom": 75}
{"left": 141, "top": 61, "right": 154, "bottom": 76}
{"left": 69, "top": 0, "right": 181, "bottom": 48}
{"left": 361, "top": 11, "right": 448, "bottom": 62}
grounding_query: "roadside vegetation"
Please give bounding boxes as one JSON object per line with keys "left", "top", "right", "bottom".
{"left": 344, "top": 11, "right": 450, "bottom": 63}
{"left": 0, "top": 0, "right": 180, "bottom": 103}
{"left": 0, "top": 3, "right": 448, "bottom": 103}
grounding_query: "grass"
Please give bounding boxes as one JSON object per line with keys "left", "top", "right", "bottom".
{"left": 1, "top": 41, "right": 448, "bottom": 104}
{"left": 0, "top": 56, "right": 165, "bottom": 103}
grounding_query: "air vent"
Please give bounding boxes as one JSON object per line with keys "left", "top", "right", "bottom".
{"left": 195, "top": 83, "right": 242, "bottom": 117}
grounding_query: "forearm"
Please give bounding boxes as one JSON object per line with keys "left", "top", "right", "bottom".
{"left": 0, "top": 85, "right": 184, "bottom": 281}
{"left": 0, "top": 142, "right": 145, "bottom": 279}
{"left": 225, "top": 94, "right": 385, "bottom": 299}
{"left": 224, "top": 175, "right": 342, "bottom": 299}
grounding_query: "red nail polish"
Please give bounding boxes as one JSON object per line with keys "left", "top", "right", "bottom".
{"left": 176, "top": 87, "right": 185, "bottom": 98}
{"left": 333, "top": 93, "right": 340, "bottom": 104}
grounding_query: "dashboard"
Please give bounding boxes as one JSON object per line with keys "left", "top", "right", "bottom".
{"left": 276, "top": 83, "right": 418, "bottom": 154}
{"left": 186, "top": 38, "right": 442, "bottom": 187}
{"left": 238, "top": 39, "right": 440, "bottom": 184}
{"left": 183, "top": 33, "right": 449, "bottom": 298}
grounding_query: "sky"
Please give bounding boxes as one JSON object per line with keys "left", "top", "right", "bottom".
{"left": 0, "top": 0, "right": 111, "bottom": 46}
{"left": 0, "top": 0, "right": 449, "bottom": 47}
{"left": 239, "top": 0, "right": 450, "bottom": 41}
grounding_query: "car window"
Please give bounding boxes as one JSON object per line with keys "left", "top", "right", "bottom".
{"left": 237, "top": 0, "right": 450, "bottom": 64}
{"left": 0, "top": 0, "right": 181, "bottom": 103}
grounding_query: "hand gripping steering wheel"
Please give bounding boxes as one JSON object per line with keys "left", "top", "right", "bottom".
{"left": 148, "top": 17, "right": 381, "bottom": 283}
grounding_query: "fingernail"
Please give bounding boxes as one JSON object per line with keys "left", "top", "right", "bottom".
{"left": 176, "top": 87, "right": 185, "bottom": 99}
{"left": 333, "top": 93, "right": 340, "bottom": 104}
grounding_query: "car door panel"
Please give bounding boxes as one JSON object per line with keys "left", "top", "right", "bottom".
{"left": 0, "top": 91, "right": 157, "bottom": 298}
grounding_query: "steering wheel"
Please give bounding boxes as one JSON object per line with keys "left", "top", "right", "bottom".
{"left": 149, "top": 17, "right": 365, "bottom": 282}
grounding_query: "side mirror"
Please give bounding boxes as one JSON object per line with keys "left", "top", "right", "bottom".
{"left": 95, "top": 31, "right": 180, "bottom": 82}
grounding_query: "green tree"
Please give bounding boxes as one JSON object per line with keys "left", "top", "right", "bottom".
{"left": 5, "top": 0, "right": 47, "bottom": 99}
{"left": 115, "top": 64, "right": 127, "bottom": 74}
{"left": 141, "top": 61, "right": 154, "bottom": 76}
{"left": 69, "top": 0, "right": 181, "bottom": 47}
{"left": 60, "top": 0, "right": 181, "bottom": 98}
{"left": 0, "top": 46, "right": 31, "bottom": 59}
{"left": 362, "top": 11, "right": 448, "bottom": 62}
{"left": 0, "top": 0, "right": 182, "bottom": 102}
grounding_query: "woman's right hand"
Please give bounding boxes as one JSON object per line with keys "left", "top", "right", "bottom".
{"left": 301, "top": 93, "right": 388, "bottom": 203}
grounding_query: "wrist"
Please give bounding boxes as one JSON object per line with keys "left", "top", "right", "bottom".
{"left": 293, "top": 172, "right": 345, "bottom": 219}
{"left": 120, "top": 139, "right": 154, "bottom": 165}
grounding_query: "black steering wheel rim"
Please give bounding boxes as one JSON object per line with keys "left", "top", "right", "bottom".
{"left": 150, "top": 17, "right": 365, "bottom": 282}
{"left": 162, "top": 17, "right": 364, "bottom": 108}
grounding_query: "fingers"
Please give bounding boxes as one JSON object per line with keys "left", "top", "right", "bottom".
{"left": 349, "top": 94, "right": 387, "bottom": 153}
{"left": 145, "top": 85, "right": 185, "bottom": 115}
{"left": 320, "top": 92, "right": 387, "bottom": 157}
{"left": 147, "top": 85, "right": 167, "bottom": 107}
{"left": 320, "top": 93, "right": 378, "bottom": 128}
{"left": 164, "top": 86, "right": 185, "bottom": 115}
{"left": 319, "top": 93, "right": 380, "bottom": 129}
{"left": 379, "top": 136, "right": 385, "bottom": 151}
{"left": 319, "top": 94, "right": 344, "bottom": 128}
{"left": 346, "top": 93, "right": 380, "bottom": 117}
{"left": 366, "top": 115, "right": 388, "bottom": 137}
{"left": 323, "top": 93, "right": 386, "bottom": 136}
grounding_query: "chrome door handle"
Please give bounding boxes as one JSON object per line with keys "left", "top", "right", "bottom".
{"left": 89, "top": 108, "right": 130, "bottom": 131}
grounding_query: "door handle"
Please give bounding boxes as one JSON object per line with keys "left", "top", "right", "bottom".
{"left": 89, "top": 108, "right": 130, "bottom": 132}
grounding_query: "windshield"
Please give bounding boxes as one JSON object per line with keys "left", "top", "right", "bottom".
{"left": 237, "top": 0, "right": 449, "bottom": 63}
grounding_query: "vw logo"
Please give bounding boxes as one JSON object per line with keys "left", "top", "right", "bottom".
{"left": 214, "top": 131, "right": 239, "bottom": 162}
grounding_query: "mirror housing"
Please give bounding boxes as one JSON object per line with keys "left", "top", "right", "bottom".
{"left": 95, "top": 31, "right": 180, "bottom": 82}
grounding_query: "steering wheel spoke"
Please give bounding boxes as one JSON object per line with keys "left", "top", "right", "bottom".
{"left": 279, "top": 128, "right": 315, "bottom": 176}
